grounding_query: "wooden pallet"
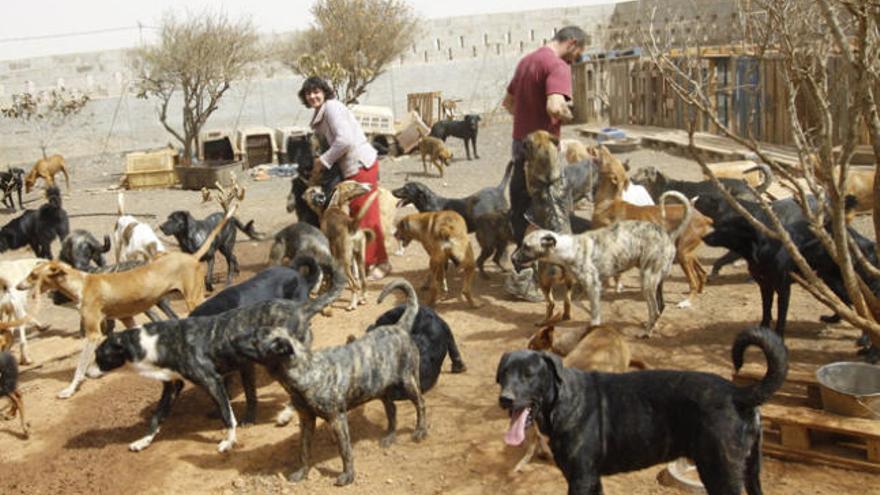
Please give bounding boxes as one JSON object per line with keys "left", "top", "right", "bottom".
{"left": 733, "top": 365, "right": 880, "bottom": 473}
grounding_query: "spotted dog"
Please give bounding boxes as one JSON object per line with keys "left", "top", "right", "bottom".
{"left": 511, "top": 191, "right": 693, "bottom": 336}
{"left": 235, "top": 278, "right": 427, "bottom": 486}
{"left": 497, "top": 327, "right": 787, "bottom": 494}
{"left": 92, "top": 263, "right": 345, "bottom": 453}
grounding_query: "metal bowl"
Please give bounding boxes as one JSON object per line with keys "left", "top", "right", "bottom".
{"left": 815, "top": 361, "right": 880, "bottom": 418}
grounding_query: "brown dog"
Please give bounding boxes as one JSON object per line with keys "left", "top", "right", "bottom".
{"left": 419, "top": 136, "right": 453, "bottom": 177}
{"left": 25, "top": 154, "right": 70, "bottom": 193}
{"left": 515, "top": 324, "right": 644, "bottom": 471}
{"left": 17, "top": 206, "right": 235, "bottom": 399}
{"left": 319, "top": 181, "right": 379, "bottom": 311}
{"left": 394, "top": 210, "right": 477, "bottom": 307}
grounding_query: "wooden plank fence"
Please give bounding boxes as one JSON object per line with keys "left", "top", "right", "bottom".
{"left": 572, "top": 47, "right": 877, "bottom": 152}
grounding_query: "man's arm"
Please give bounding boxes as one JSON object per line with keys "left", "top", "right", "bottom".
{"left": 502, "top": 92, "right": 515, "bottom": 116}
{"left": 546, "top": 93, "right": 573, "bottom": 122}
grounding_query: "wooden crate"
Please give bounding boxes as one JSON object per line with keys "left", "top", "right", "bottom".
{"left": 176, "top": 161, "right": 242, "bottom": 190}
{"left": 125, "top": 170, "right": 178, "bottom": 190}
{"left": 734, "top": 364, "right": 880, "bottom": 472}
{"left": 125, "top": 148, "right": 178, "bottom": 174}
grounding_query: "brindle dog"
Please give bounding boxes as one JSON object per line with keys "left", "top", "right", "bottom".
{"left": 234, "top": 278, "right": 427, "bottom": 486}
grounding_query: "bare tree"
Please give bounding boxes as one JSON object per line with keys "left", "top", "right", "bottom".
{"left": 1, "top": 88, "right": 90, "bottom": 158}
{"left": 277, "top": 0, "right": 419, "bottom": 104}
{"left": 641, "top": 0, "right": 880, "bottom": 346}
{"left": 131, "top": 10, "right": 262, "bottom": 165}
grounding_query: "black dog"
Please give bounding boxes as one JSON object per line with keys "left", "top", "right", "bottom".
{"left": 631, "top": 164, "right": 773, "bottom": 204}
{"left": 430, "top": 114, "right": 481, "bottom": 160}
{"left": 0, "top": 186, "right": 69, "bottom": 258}
{"left": 369, "top": 303, "right": 466, "bottom": 394}
{"left": 393, "top": 161, "right": 512, "bottom": 276}
{"left": 159, "top": 211, "right": 264, "bottom": 291}
{"left": 0, "top": 167, "right": 24, "bottom": 211}
{"left": 497, "top": 326, "right": 787, "bottom": 495}
{"left": 94, "top": 262, "right": 344, "bottom": 453}
{"left": 703, "top": 202, "right": 878, "bottom": 340}
{"left": 694, "top": 193, "right": 825, "bottom": 278}
{"left": 285, "top": 131, "right": 342, "bottom": 231}
{"left": 0, "top": 350, "right": 28, "bottom": 437}
{"left": 59, "top": 229, "right": 111, "bottom": 271}
{"left": 190, "top": 256, "right": 322, "bottom": 317}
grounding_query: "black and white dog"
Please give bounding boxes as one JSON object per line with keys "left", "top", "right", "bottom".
{"left": 497, "top": 326, "right": 787, "bottom": 495}
{"left": 430, "top": 114, "right": 481, "bottom": 160}
{"left": 0, "top": 186, "right": 69, "bottom": 258}
{"left": 159, "top": 211, "right": 264, "bottom": 291}
{"left": 94, "top": 263, "right": 344, "bottom": 453}
{"left": 0, "top": 167, "right": 25, "bottom": 211}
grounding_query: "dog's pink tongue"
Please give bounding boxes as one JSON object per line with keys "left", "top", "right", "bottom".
{"left": 504, "top": 408, "right": 530, "bottom": 446}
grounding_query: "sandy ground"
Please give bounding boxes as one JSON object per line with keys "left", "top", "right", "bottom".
{"left": 0, "top": 120, "right": 879, "bottom": 494}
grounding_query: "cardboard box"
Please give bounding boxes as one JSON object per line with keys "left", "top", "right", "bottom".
{"left": 395, "top": 111, "right": 431, "bottom": 154}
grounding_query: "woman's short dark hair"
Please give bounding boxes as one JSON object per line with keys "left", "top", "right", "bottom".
{"left": 298, "top": 76, "right": 336, "bottom": 108}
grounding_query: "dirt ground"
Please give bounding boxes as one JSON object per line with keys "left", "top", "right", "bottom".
{"left": 1, "top": 120, "right": 879, "bottom": 495}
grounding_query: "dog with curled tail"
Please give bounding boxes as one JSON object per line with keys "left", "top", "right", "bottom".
{"left": 234, "top": 278, "right": 427, "bottom": 486}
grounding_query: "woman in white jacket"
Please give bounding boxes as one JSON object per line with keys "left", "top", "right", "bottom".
{"left": 299, "top": 76, "right": 390, "bottom": 280}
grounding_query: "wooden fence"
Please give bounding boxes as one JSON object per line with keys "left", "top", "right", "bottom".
{"left": 572, "top": 49, "right": 873, "bottom": 148}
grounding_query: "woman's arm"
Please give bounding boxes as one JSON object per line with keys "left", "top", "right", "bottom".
{"left": 318, "top": 101, "right": 356, "bottom": 168}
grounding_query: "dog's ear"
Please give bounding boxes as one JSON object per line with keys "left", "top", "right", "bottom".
{"left": 540, "top": 233, "right": 556, "bottom": 249}
{"left": 496, "top": 352, "right": 513, "bottom": 384}
{"left": 541, "top": 351, "right": 565, "bottom": 385}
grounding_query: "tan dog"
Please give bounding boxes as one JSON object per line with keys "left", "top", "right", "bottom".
{"left": 314, "top": 181, "right": 379, "bottom": 311}
{"left": 592, "top": 156, "right": 713, "bottom": 308}
{"left": 419, "top": 136, "right": 453, "bottom": 177}
{"left": 815, "top": 165, "right": 875, "bottom": 214}
{"left": 376, "top": 186, "right": 403, "bottom": 255}
{"left": 535, "top": 261, "right": 577, "bottom": 326}
{"left": 560, "top": 139, "right": 589, "bottom": 164}
{"left": 17, "top": 206, "right": 235, "bottom": 399}
{"left": 515, "top": 324, "right": 644, "bottom": 472}
{"left": 394, "top": 210, "right": 477, "bottom": 307}
{"left": 24, "top": 154, "right": 70, "bottom": 193}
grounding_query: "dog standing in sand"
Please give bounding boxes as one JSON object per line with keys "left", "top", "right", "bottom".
{"left": 303, "top": 181, "right": 379, "bottom": 311}
{"left": 419, "top": 135, "right": 453, "bottom": 178}
{"left": 395, "top": 210, "right": 478, "bottom": 308}
{"left": 24, "top": 154, "right": 70, "bottom": 193}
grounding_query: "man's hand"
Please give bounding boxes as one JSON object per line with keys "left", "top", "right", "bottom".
{"left": 547, "top": 93, "right": 573, "bottom": 123}
{"left": 308, "top": 158, "right": 324, "bottom": 186}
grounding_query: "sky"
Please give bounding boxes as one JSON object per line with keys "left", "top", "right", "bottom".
{"left": 0, "top": 0, "right": 623, "bottom": 61}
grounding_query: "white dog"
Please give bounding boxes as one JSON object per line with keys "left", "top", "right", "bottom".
{"left": 0, "top": 258, "right": 47, "bottom": 364}
{"left": 114, "top": 192, "right": 165, "bottom": 263}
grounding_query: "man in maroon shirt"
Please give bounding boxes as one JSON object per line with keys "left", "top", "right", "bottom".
{"left": 504, "top": 26, "right": 586, "bottom": 246}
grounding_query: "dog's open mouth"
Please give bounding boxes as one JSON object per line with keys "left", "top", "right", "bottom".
{"left": 395, "top": 197, "right": 411, "bottom": 207}
{"left": 504, "top": 406, "right": 533, "bottom": 447}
